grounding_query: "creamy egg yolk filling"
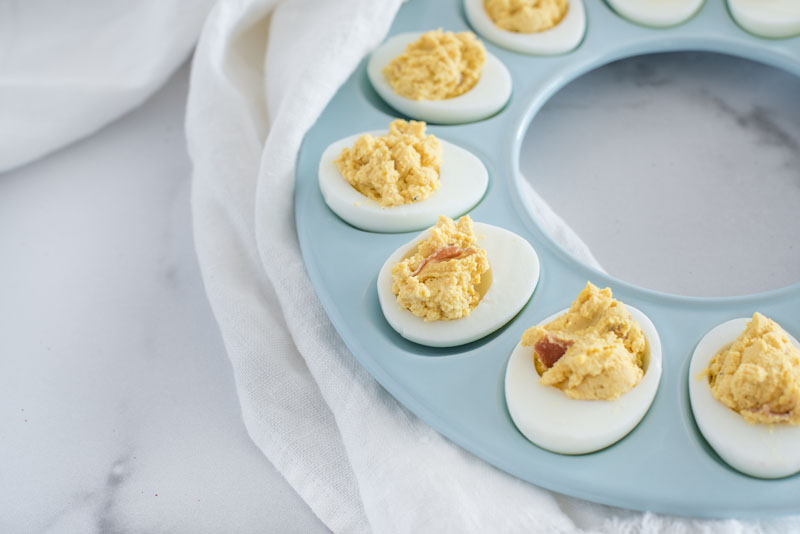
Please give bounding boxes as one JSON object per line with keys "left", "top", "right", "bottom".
{"left": 521, "top": 282, "right": 647, "bottom": 400}
{"left": 334, "top": 119, "right": 442, "bottom": 207}
{"left": 382, "top": 30, "right": 487, "bottom": 101}
{"left": 391, "top": 215, "right": 490, "bottom": 321}
{"left": 705, "top": 313, "right": 800, "bottom": 426}
{"left": 484, "top": 0, "right": 569, "bottom": 33}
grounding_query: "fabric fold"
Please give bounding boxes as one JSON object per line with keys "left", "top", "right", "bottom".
{"left": 0, "top": 0, "right": 216, "bottom": 172}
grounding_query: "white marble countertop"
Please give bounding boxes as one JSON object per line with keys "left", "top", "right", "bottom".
{"left": 523, "top": 51, "right": 800, "bottom": 297}
{"left": 2, "top": 50, "right": 799, "bottom": 532}
{"left": 0, "top": 63, "right": 329, "bottom": 534}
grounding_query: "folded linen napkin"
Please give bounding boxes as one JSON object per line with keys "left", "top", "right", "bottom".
{"left": 0, "top": 0, "right": 215, "bottom": 172}
{"left": 4, "top": 0, "right": 796, "bottom": 531}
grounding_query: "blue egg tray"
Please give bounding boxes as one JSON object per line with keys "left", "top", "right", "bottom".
{"left": 295, "top": 0, "right": 800, "bottom": 518}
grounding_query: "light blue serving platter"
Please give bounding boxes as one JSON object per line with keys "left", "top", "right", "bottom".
{"left": 295, "top": 0, "right": 800, "bottom": 518}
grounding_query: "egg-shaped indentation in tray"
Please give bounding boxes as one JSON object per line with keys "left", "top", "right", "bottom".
{"left": 688, "top": 317, "right": 800, "bottom": 480}
{"left": 361, "top": 272, "right": 521, "bottom": 357}
{"left": 605, "top": 0, "right": 705, "bottom": 28}
{"left": 505, "top": 304, "right": 662, "bottom": 455}
{"left": 367, "top": 31, "right": 513, "bottom": 124}
{"left": 463, "top": 0, "right": 586, "bottom": 55}
{"left": 317, "top": 130, "right": 489, "bottom": 233}
{"left": 376, "top": 221, "right": 540, "bottom": 348}
{"left": 727, "top": 0, "right": 800, "bottom": 39}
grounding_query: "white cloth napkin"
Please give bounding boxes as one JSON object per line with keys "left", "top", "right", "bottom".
{"left": 4, "top": 0, "right": 797, "bottom": 531}
{"left": 0, "top": 0, "right": 215, "bottom": 172}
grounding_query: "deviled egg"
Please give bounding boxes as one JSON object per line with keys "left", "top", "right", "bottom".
{"left": 367, "top": 31, "right": 512, "bottom": 124}
{"left": 605, "top": 0, "right": 704, "bottom": 28}
{"left": 464, "top": 0, "right": 586, "bottom": 55}
{"left": 689, "top": 314, "right": 800, "bottom": 478}
{"left": 377, "top": 215, "right": 539, "bottom": 347}
{"left": 318, "top": 120, "right": 488, "bottom": 233}
{"left": 728, "top": 0, "right": 800, "bottom": 39}
{"left": 505, "top": 283, "right": 662, "bottom": 454}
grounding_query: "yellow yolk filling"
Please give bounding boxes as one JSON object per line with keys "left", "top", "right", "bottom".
{"left": 382, "top": 30, "right": 486, "bottom": 101}
{"left": 521, "top": 282, "right": 646, "bottom": 400}
{"left": 391, "top": 215, "right": 490, "bottom": 321}
{"left": 705, "top": 313, "right": 800, "bottom": 425}
{"left": 484, "top": 0, "right": 569, "bottom": 33}
{"left": 334, "top": 119, "right": 442, "bottom": 207}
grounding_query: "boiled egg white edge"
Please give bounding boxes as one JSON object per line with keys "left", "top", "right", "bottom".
{"left": 728, "top": 0, "right": 800, "bottom": 39}
{"left": 505, "top": 305, "right": 662, "bottom": 455}
{"left": 688, "top": 318, "right": 800, "bottom": 479}
{"left": 464, "top": 0, "right": 586, "bottom": 55}
{"left": 606, "top": 0, "right": 704, "bottom": 27}
{"left": 318, "top": 132, "right": 489, "bottom": 233}
{"left": 377, "top": 222, "right": 539, "bottom": 347}
{"left": 366, "top": 32, "right": 512, "bottom": 124}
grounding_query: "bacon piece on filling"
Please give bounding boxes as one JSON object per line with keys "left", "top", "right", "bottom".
{"left": 411, "top": 246, "right": 476, "bottom": 277}
{"left": 534, "top": 335, "right": 574, "bottom": 368}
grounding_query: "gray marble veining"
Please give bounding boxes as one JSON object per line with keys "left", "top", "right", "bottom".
{"left": 522, "top": 52, "right": 800, "bottom": 297}
{"left": 0, "top": 63, "right": 329, "bottom": 534}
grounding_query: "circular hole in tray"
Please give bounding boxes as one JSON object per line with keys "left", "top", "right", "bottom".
{"left": 520, "top": 51, "right": 800, "bottom": 297}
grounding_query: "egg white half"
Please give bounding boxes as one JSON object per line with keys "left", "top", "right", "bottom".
{"left": 505, "top": 305, "right": 662, "bottom": 455}
{"left": 318, "top": 132, "right": 489, "bottom": 233}
{"left": 463, "top": 0, "right": 586, "bottom": 55}
{"left": 606, "top": 0, "right": 704, "bottom": 27}
{"left": 377, "top": 222, "right": 539, "bottom": 347}
{"left": 367, "top": 32, "right": 512, "bottom": 124}
{"left": 688, "top": 318, "right": 800, "bottom": 479}
{"left": 728, "top": 0, "right": 800, "bottom": 39}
